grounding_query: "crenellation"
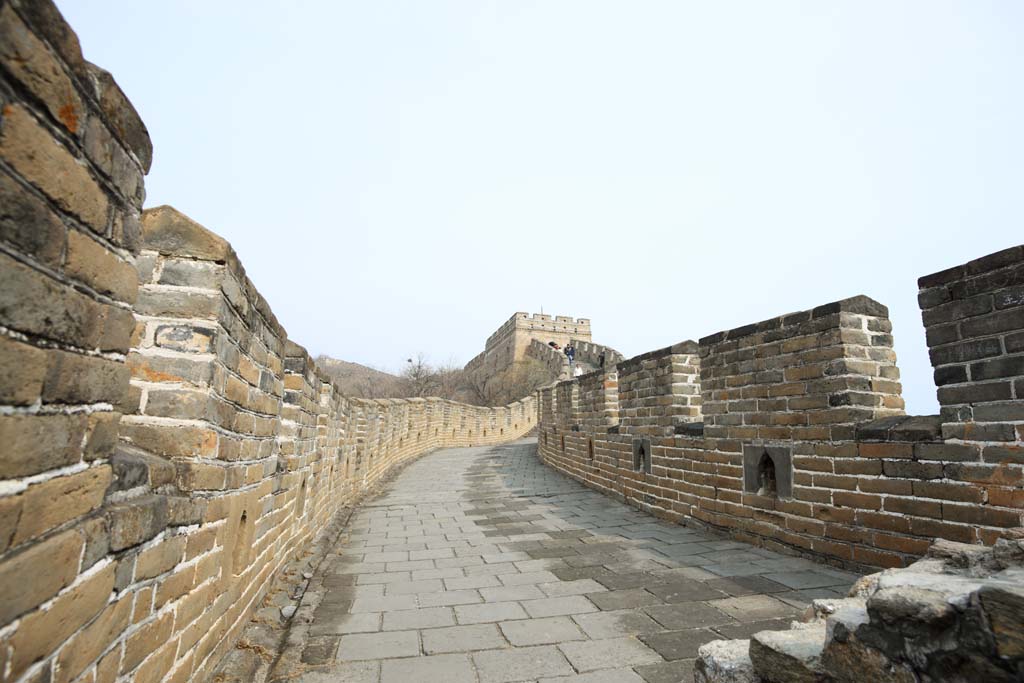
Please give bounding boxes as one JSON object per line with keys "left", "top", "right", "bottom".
{"left": 538, "top": 271, "right": 1024, "bottom": 573}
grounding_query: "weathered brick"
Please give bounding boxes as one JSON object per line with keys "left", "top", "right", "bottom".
{"left": 833, "top": 491, "right": 882, "bottom": 510}
{"left": 982, "top": 445, "right": 1024, "bottom": 465}
{"left": 0, "top": 529, "right": 83, "bottom": 625}
{"left": 42, "top": 348, "right": 129, "bottom": 405}
{"left": 11, "top": 465, "right": 111, "bottom": 546}
{"left": 107, "top": 495, "right": 169, "bottom": 551}
{"left": 0, "top": 5, "right": 83, "bottom": 135}
{"left": 154, "top": 324, "right": 216, "bottom": 353}
{"left": 0, "top": 104, "right": 108, "bottom": 230}
{"left": 7, "top": 562, "right": 116, "bottom": 680}
{"left": 65, "top": 228, "right": 138, "bottom": 303}
{"left": 122, "top": 611, "right": 173, "bottom": 673}
{"left": 0, "top": 251, "right": 108, "bottom": 347}
{"left": 942, "top": 503, "right": 1020, "bottom": 528}
{"left": 118, "top": 420, "right": 218, "bottom": 459}
{"left": 135, "top": 535, "right": 186, "bottom": 580}
{"left": 0, "top": 412, "right": 86, "bottom": 477}
{"left": 0, "top": 168, "right": 67, "bottom": 267}
{"left": 0, "top": 334, "right": 48, "bottom": 404}
{"left": 134, "top": 287, "right": 221, "bottom": 319}
{"left": 884, "top": 496, "right": 942, "bottom": 519}
{"left": 53, "top": 595, "right": 132, "bottom": 683}
{"left": 913, "top": 442, "right": 980, "bottom": 462}
{"left": 858, "top": 442, "right": 912, "bottom": 459}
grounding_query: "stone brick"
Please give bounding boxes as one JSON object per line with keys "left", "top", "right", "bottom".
{"left": 65, "top": 228, "right": 138, "bottom": 303}
{"left": 0, "top": 104, "right": 108, "bottom": 230}
{"left": 942, "top": 503, "right": 1020, "bottom": 528}
{"left": 127, "top": 351, "right": 213, "bottom": 386}
{"left": 154, "top": 324, "right": 216, "bottom": 353}
{"left": 134, "top": 287, "right": 221, "bottom": 319}
{"left": 11, "top": 465, "right": 111, "bottom": 546}
{"left": 85, "top": 62, "right": 153, "bottom": 172}
{"left": 141, "top": 205, "right": 231, "bottom": 261}
{"left": 0, "top": 168, "right": 67, "bottom": 268}
{"left": 0, "top": 250, "right": 107, "bottom": 346}
{"left": 53, "top": 595, "right": 132, "bottom": 683}
{"left": 106, "top": 495, "right": 169, "bottom": 551}
{"left": 961, "top": 308, "right": 1024, "bottom": 339}
{"left": 123, "top": 611, "right": 174, "bottom": 673}
{"left": 982, "top": 445, "right": 1024, "bottom": 465}
{"left": 0, "top": 412, "right": 86, "bottom": 478}
{"left": 7, "top": 563, "right": 116, "bottom": 680}
{"left": 0, "top": 334, "right": 48, "bottom": 405}
{"left": 42, "top": 348, "right": 129, "bottom": 405}
{"left": 0, "top": 5, "right": 83, "bottom": 135}
{"left": 0, "top": 529, "right": 83, "bottom": 624}
{"left": 135, "top": 535, "right": 186, "bottom": 580}
{"left": 118, "top": 420, "right": 218, "bottom": 459}
{"left": 913, "top": 443, "right": 980, "bottom": 462}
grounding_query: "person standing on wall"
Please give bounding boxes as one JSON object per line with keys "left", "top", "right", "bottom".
{"left": 565, "top": 343, "right": 575, "bottom": 367}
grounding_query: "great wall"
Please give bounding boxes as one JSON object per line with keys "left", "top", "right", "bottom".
{"left": 0, "top": 3, "right": 1021, "bottom": 682}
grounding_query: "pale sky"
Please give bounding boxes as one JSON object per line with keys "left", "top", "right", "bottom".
{"left": 59, "top": 1, "right": 1023, "bottom": 415}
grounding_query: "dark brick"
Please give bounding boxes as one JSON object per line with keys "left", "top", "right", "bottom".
{"left": 921, "top": 295, "right": 992, "bottom": 326}
{"left": 994, "top": 285, "right": 1024, "bottom": 310}
{"left": 1007, "top": 332, "right": 1024, "bottom": 354}
{"left": 0, "top": 170, "right": 66, "bottom": 268}
{"left": 944, "top": 422, "right": 1017, "bottom": 442}
{"left": 965, "top": 245, "right": 1024, "bottom": 276}
{"left": 942, "top": 503, "right": 1020, "bottom": 528}
{"left": 855, "top": 415, "right": 907, "bottom": 441}
{"left": 929, "top": 338, "right": 1002, "bottom": 366}
{"left": 982, "top": 446, "right": 1024, "bottom": 465}
{"left": 917, "top": 286, "right": 951, "bottom": 309}
{"left": 937, "top": 381, "right": 1013, "bottom": 406}
{"left": 971, "top": 357, "right": 1024, "bottom": 381}
{"left": 973, "top": 403, "right": 1024, "bottom": 422}
{"left": 106, "top": 494, "right": 169, "bottom": 551}
{"left": 811, "top": 295, "right": 888, "bottom": 320}
{"left": 934, "top": 365, "right": 968, "bottom": 386}
{"left": 883, "top": 460, "right": 944, "bottom": 480}
{"left": 919, "top": 263, "right": 966, "bottom": 290}
{"left": 913, "top": 443, "right": 980, "bottom": 462}
{"left": 925, "top": 323, "right": 959, "bottom": 348}
{"left": 950, "top": 263, "right": 1024, "bottom": 300}
{"left": 889, "top": 415, "right": 942, "bottom": 441}
{"left": 961, "top": 308, "right": 1024, "bottom": 339}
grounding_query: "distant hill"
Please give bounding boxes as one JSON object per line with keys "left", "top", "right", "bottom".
{"left": 315, "top": 355, "right": 406, "bottom": 398}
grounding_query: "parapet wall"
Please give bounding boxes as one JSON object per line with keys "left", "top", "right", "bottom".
{"left": 0, "top": 6, "right": 537, "bottom": 682}
{"left": 537, "top": 253, "right": 1024, "bottom": 572}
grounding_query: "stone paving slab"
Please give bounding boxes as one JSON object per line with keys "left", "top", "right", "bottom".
{"left": 290, "top": 439, "right": 859, "bottom": 682}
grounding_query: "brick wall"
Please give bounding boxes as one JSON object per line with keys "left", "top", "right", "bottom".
{"left": 0, "top": 4, "right": 538, "bottom": 679}
{"left": 538, "top": 270, "right": 1024, "bottom": 572}
{"left": 0, "top": 1, "right": 152, "bottom": 681}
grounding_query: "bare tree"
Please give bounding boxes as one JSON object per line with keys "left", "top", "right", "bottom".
{"left": 401, "top": 353, "right": 439, "bottom": 397}
{"left": 462, "top": 358, "right": 553, "bottom": 407}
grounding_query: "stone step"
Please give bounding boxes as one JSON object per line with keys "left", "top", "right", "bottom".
{"left": 749, "top": 620, "right": 827, "bottom": 683}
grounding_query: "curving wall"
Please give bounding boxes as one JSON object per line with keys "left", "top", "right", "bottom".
{"left": 0, "top": 4, "right": 536, "bottom": 682}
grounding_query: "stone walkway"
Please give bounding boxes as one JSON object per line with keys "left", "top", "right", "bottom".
{"left": 292, "top": 438, "right": 858, "bottom": 683}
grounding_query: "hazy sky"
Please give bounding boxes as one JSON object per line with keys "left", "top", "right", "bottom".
{"left": 59, "top": 1, "right": 1022, "bottom": 414}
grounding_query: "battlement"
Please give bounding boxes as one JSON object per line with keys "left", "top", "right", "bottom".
{"left": 484, "top": 311, "right": 592, "bottom": 350}
{"left": 537, "top": 245, "right": 1024, "bottom": 573}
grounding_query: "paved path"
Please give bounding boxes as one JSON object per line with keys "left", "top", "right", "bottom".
{"left": 293, "top": 438, "right": 858, "bottom": 683}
